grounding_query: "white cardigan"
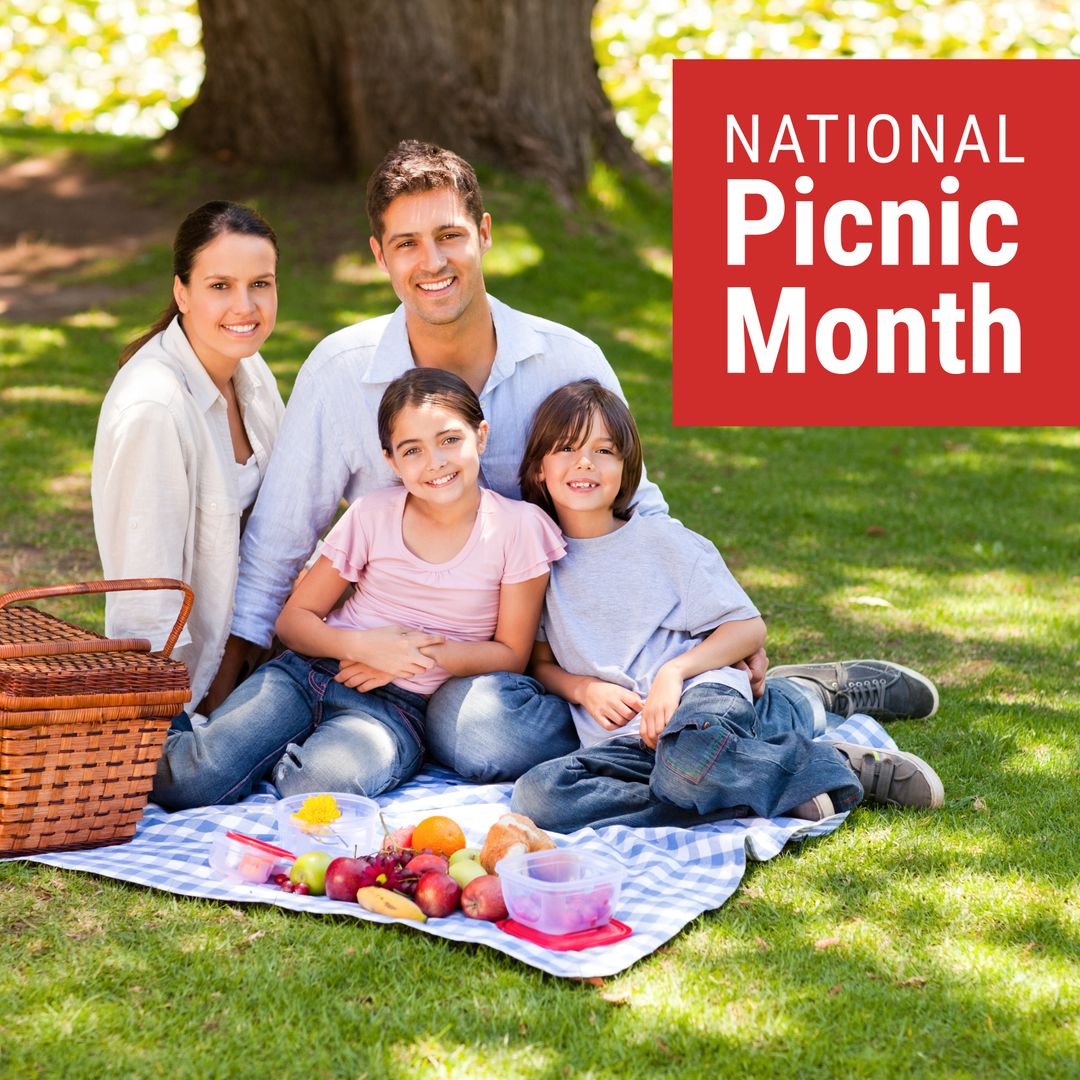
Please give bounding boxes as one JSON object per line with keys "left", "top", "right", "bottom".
{"left": 92, "top": 316, "right": 285, "bottom": 709}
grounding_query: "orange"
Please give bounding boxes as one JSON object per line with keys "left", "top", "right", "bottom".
{"left": 411, "top": 815, "right": 466, "bottom": 857}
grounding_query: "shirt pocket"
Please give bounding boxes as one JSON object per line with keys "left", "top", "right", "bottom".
{"left": 194, "top": 484, "right": 239, "bottom": 558}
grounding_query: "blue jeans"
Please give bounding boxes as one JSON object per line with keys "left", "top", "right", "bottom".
{"left": 425, "top": 672, "right": 581, "bottom": 782}
{"left": 511, "top": 682, "right": 863, "bottom": 832}
{"left": 152, "top": 651, "right": 427, "bottom": 811}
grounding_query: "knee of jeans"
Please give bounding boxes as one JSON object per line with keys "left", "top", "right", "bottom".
{"left": 510, "top": 769, "right": 570, "bottom": 832}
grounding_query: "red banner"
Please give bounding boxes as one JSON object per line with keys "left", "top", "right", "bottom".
{"left": 673, "top": 59, "right": 1079, "bottom": 425}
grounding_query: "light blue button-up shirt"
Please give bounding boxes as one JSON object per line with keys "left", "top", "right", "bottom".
{"left": 232, "top": 296, "right": 668, "bottom": 646}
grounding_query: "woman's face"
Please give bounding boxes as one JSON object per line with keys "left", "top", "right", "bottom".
{"left": 173, "top": 231, "right": 278, "bottom": 376}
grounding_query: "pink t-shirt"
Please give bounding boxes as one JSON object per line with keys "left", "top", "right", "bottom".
{"left": 321, "top": 485, "right": 565, "bottom": 694}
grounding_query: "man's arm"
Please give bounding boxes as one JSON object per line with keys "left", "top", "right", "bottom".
{"left": 231, "top": 360, "right": 356, "bottom": 649}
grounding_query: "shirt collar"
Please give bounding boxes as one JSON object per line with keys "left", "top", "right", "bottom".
{"left": 161, "top": 315, "right": 263, "bottom": 411}
{"left": 366, "top": 295, "right": 544, "bottom": 393}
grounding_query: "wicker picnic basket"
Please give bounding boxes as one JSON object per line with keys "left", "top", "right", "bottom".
{"left": 0, "top": 578, "right": 193, "bottom": 856}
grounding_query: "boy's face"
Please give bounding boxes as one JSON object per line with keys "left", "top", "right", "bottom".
{"left": 538, "top": 413, "right": 625, "bottom": 522}
{"left": 369, "top": 188, "right": 492, "bottom": 329}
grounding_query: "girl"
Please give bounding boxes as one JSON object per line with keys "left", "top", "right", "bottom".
{"left": 510, "top": 380, "right": 944, "bottom": 832}
{"left": 152, "top": 368, "right": 565, "bottom": 809}
{"left": 92, "top": 201, "right": 284, "bottom": 718}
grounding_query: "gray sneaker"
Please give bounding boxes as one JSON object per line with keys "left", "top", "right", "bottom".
{"left": 784, "top": 792, "right": 836, "bottom": 821}
{"left": 766, "top": 660, "right": 939, "bottom": 721}
{"left": 829, "top": 741, "right": 944, "bottom": 809}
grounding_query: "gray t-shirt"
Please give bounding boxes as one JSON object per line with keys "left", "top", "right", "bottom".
{"left": 539, "top": 513, "right": 760, "bottom": 747}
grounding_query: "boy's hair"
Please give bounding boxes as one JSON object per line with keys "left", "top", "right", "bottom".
{"left": 377, "top": 367, "right": 485, "bottom": 455}
{"left": 366, "top": 140, "right": 485, "bottom": 243}
{"left": 519, "top": 379, "right": 643, "bottom": 522}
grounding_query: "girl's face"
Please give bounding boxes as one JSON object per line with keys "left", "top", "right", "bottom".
{"left": 385, "top": 401, "right": 488, "bottom": 505}
{"left": 538, "top": 412, "right": 624, "bottom": 520}
{"left": 173, "top": 231, "right": 278, "bottom": 376}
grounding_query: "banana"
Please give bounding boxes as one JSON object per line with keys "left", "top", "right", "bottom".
{"left": 356, "top": 886, "right": 428, "bottom": 922}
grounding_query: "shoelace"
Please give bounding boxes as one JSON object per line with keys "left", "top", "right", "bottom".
{"left": 836, "top": 676, "right": 889, "bottom": 714}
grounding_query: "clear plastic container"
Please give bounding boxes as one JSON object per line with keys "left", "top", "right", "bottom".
{"left": 275, "top": 792, "right": 380, "bottom": 858}
{"left": 209, "top": 831, "right": 295, "bottom": 884}
{"left": 496, "top": 849, "right": 625, "bottom": 935}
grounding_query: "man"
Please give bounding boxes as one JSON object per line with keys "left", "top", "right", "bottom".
{"left": 212, "top": 140, "right": 937, "bottom": 785}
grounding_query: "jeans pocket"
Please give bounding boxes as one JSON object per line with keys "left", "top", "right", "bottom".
{"left": 655, "top": 691, "right": 744, "bottom": 786}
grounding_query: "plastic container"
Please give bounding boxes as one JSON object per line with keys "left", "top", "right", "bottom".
{"left": 209, "top": 831, "right": 295, "bottom": 884}
{"left": 275, "top": 792, "right": 380, "bottom": 858}
{"left": 495, "top": 849, "right": 626, "bottom": 936}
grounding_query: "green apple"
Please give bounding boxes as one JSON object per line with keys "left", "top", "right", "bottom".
{"left": 448, "top": 847, "right": 482, "bottom": 867}
{"left": 290, "top": 850, "right": 333, "bottom": 895}
{"left": 448, "top": 858, "right": 486, "bottom": 888}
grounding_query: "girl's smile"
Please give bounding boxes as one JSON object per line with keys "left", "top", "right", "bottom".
{"left": 385, "top": 401, "right": 488, "bottom": 512}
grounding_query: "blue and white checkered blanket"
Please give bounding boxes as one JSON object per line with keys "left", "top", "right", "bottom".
{"left": 23, "top": 715, "right": 894, "bottom": 978}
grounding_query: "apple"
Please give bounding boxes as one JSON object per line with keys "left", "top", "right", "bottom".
{"left": 405, "top": 852, "right": 449, "bottom": 876}
{"left": 448, "top": 858, "right": 486, "bottom": 889}
{"left": 290, "top": 850, "right": 333, "bottom": 896}
{"left": 324, "top": 855, "right": 371, "bottom": 902}
{"left": 461, "top": 875, "right": 508, "bottom": 921}
{"left": 413, "top": 870, "right": 462, "bottom": 918}
{"left": 380, "top": 824, "right": 414, "bottom": 852}
{"left": 448, "top": 847, "right": 482, "bottom": 867}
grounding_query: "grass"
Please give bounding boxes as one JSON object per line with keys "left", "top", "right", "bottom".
{"left": 1, "top": 129, "right": 1078, "bottom": 1080}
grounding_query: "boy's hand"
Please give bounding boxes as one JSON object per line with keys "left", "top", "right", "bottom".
{"left": 579, "top": 679, "right": 644, "bottom": 730}
{"left": 640, "top": 665, "right": 684, "bottom": 749}
{"left": 735, "top": 645, "right": 769, "bottom": 698}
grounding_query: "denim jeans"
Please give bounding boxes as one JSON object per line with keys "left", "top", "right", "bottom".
{"left": 152, "top": 650, "right": 427, "bottom": 811}
{"left": 424, "top": 671, "right": 841, "bottom": 786}
{"left": 511, "top": 682, "right": 863, "bottom": 832}
{"left": 425, "top": 672, "right": 581, "bottom": 782}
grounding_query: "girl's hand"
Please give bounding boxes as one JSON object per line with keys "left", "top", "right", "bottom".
{"left": 334, "top": 660, "right": 395, "bottom": 692}
{"left": 344, "top": 626, "right": 445, "bottom": 678}
{"left": 579, "top": 679, "right": 644, "bottom": 730}
{"left": 639, "top": 665, "right": 684, "bottom": 749}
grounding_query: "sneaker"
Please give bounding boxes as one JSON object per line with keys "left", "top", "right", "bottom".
{"left": 784, "top": 792, "right": 835, "bottom": 821}
{"left": 829, "top": 741, "right": 944, "bottom": 809}
{"left": 766, "top": 660, "right": 939, "bottom": 721}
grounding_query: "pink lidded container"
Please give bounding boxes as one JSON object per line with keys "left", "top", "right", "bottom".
{"left": 209, "top": 831, "right": 295, "bottom": 884}
{"left": 496, "top": 849, "right": 625, "bottom": 936}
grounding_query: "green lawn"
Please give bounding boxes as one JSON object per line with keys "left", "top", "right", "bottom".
{"left": 1, "top": 131, "right": 1077, "bottom": 1080}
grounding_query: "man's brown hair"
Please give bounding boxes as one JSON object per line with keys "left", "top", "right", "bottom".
{"left": 366, "top": 140, "right": 485, "bottom": 243}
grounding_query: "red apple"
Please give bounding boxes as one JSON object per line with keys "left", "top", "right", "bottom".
{"left": 405, "top": 852, "right": 449, "bottom": 876}
{"left": 413, "top": 870, "right": 462, "bottom": 918}
{"left": 324, "top": 855, "right": 372, "bottom": 903}
{"left": 460, "top": 875, "right": 508, "bottom": 922}
{"left": 381, "top": 824, "right": 414, "bottom": 852}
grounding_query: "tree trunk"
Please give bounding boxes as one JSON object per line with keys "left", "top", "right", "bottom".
{"left": 176, "top": 0, "right": 647, "bottom": 192}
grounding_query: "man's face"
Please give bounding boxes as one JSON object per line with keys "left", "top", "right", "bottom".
{"left": 370, "top": 188, "right": 492, "bottom": 328}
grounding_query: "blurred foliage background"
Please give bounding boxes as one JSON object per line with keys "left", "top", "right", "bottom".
{"left": 1, "top": 0, "right": 1076, "bottom": 163}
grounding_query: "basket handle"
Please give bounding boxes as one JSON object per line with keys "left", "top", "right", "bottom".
{"left": 0, "top": 578, "right": 194, "bottom": 660}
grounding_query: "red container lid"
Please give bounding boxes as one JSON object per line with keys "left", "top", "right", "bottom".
{"left": 224, "top": 831, "right": 295, "bottom": 860}
{"left": 497, "top": 917, "right": 632, "bottom": 951}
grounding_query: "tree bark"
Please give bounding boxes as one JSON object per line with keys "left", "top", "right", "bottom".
{"left": 176, "top": 0, "right": 647, "bottom": 192}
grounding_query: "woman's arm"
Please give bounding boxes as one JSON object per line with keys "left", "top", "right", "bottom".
{"left": 529, "top": 641, "right": 644, "bottom": 731}
{"left": 275, "top": 556, "right": 443, "bottom": 678}
{"left": 420, "top": 573, "right": 549, "bottom": 677}
{"left": 640, "top": 616, "right": 768, "bottom": 747}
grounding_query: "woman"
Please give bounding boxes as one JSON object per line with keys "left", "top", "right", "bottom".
{"left": 91, "top": 201, "right": 285, "bottom": 718}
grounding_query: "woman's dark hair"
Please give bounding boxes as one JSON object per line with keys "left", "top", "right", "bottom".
{"left": 119, "top": 201, "right": 279, "bottom": 367}
{"left": 519, "top": 379, "right": 643, "bottom": 522}
{"left": 377, "top": 368, "right": 485, "bottom": 455}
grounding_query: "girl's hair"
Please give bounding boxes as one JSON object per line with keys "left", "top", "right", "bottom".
{"left": 378, "top": 368, "right": 485, "bottom": 455}
{"left": 519, "top": 379, "right": 643, "bottom": 522}
{"left": 118, "top": 201, "right": 279, "bottom": 367}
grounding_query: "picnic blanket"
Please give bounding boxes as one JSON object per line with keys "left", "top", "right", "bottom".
{"left": 21, "top": 715, "right": 896, "bottom": 978}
